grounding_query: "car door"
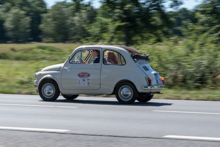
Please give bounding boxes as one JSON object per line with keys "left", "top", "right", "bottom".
{"left": 61, "top": 48, "right": 101, "bottom": 90}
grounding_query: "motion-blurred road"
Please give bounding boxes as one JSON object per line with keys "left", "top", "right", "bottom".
{"left": 0, "top": 94, "right": 220, "bottom": 147}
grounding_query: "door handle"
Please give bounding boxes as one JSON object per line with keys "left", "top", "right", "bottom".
{"left": 63, "top": 67, "right": 68, "bottom": 70}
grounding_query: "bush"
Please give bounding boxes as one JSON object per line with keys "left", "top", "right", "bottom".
{"left": 0, "top": 52, "right": 11, "bottom": 59}
{"left": 135, "top": 38, "right": 220, "bottom": 89}
{"left": 36, "top": 45, "right": 62, "bottom": 52}
{"left": 42, "top": 38, "right": 55, "bottom": 43}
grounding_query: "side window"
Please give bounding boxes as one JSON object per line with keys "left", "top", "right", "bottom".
{"left": 120, "top": 55, "right": 126, "bottom": 65}
{"left": 104, "top": 50, "right": 126, "bottom": 65}
{"left": 70, "top": 51, "right": 82, "bottom": 64}
{"left": 88, "top": 56, "right": 95, "bottom": 63}
{"left": 82, "top": 50, "right": 90, "bottom": 61}
{"left": 70, "top": 49, "right": 101, "bottom": 64}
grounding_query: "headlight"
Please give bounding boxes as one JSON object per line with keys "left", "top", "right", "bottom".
{"left": 35, "top": 72, "right": 41, "bottom": 77}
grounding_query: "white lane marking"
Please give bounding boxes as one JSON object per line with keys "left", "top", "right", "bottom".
{"left": 164, "top": 135, "right": 220, "bottom": 141}
{"left": 0, "top": 103, "right": 77, "bottom": 109}
{"left": 154, "top": 110, "right": 220, "bottom": 115}
{"left": 0, "top": 126, "right": 69, "bottom": 133}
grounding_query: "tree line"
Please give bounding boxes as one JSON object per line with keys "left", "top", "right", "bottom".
{"left": 0, "top": 0, "right": 219, "bottom": 46}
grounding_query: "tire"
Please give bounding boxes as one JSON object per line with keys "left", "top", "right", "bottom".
{"left": 137, "top": 93, "right": 154, "bottom": 103}
{"left": 39, "top": 80, "right": 60, "bottom": 101}
{"left": 115, "top": 82, "right": 138, "bottom": 104}
{"left": 62, "top": 94, "right": 79, "bottom": 100}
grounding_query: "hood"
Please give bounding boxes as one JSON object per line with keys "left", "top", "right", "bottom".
{"left": 41, "top": 63, "right": 64, "bottom": 71}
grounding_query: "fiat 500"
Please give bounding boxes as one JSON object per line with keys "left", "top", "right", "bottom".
{"left": 34, "top": 45, "right": 164, "bottom": 104}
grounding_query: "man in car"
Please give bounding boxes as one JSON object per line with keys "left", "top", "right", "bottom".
{"left": 91, "top": 50, "right": 107, "bottom": 64}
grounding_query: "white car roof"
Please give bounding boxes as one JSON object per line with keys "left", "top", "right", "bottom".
{"left": 79, "top": 45, "right": 140, "bottom": 54}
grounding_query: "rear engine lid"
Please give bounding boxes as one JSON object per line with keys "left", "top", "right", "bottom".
{"left": 136, "top": 60, "right": 163, "bottom": 85}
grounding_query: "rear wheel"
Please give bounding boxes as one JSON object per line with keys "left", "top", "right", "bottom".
{"left": 137, "top": 93, "right": 154, "bottom": 103}
{"left": 62, "top": 94, "right": 79, "bottom": 100}
{"left": 115, "top": 82, "right": 138, "bottom": 104}
{"left": 39, "top": 80, "right": 60, "bottom": 101}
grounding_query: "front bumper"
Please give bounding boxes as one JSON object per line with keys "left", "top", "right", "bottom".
{"left": 34, "top": 80, "right": 39, "bottom": 93}
{"left": 142, "top": 85, "right": 164, "bottom": 93}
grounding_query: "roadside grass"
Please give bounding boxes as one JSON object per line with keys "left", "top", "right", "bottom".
{"left": 154, "top": 88, "right": 220, "bottom": 101}
{"left": 0, "top": 48, "right": 70, "bottom": 62}
{"left": 0, "top": 43, "right": 80, "bottom": 51}
{"left": 0, "top": 60, "right": 62, "bottom": 94}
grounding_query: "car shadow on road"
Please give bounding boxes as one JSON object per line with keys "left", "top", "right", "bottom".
{"left": 50, "top": 99, "right": 172, "bottom": 107}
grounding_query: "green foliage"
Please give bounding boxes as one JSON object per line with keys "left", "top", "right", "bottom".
{"left": 98, "top": 0, "right": 182, "bottom": 46}
{"left": 0, "top": 60, "right": 60, "bottom": 94}
{"left": 0, "top": 52, "right": 10, "bottom": 59}
{"left": 135, "top": 36, "right": 220, "bottom": 89}
{"left": 155, "top": 88, "right": 220, "bottom": 101}
{"left": 3, "top": 7, "right": 31, "bottom": 42}
{"left": 86, "top": 16, "right": 124, "bottom": 43}
{"left": 0, "top": 0, "right": 185, "bottom": 44}
{"left": 168, "top": 8, "right": 196, "bottom": 36}
{"left": 35, "top": 45, "right": 62, "bottom": 52}
{"left": 0, "top": 0, "right": 46, "bottom": 42}
{"left": 39, "top": 1, "right": 96, "bottom": 43}
{"left": 40, "top": 3, "right": 70, "bottom": 42}
{"left": 42, "top": 38, "right": 55, "bottom": 43}
{"left": 0, "top": 45, "right": 65, "bottom": 61}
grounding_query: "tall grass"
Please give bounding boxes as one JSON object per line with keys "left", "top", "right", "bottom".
{"left": 0, "top": 60, "right": 61, "bottom": 94}
{"left": 0, "top": 45, "right": 70, "bottom": 61}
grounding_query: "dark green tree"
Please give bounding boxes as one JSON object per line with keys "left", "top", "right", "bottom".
{"left": 29, "top": 0, "right": 47, "bottom": 41}
{"left": 0, "top": 11, "right": 5, "bottom": 42}
{"left": 15, "top": 0, "right": 47, "bottom": 41}
{"left": 69, "top": 5, "right": 97, "bottom": 42}
{"left": 168, "top": 8, "right": 196, "bottom": 36}
{"left": 40, "top": 2, "right": 70, "bottom": 42}
{"left": 99, "top": 0, "right": 183, "bottom": 46}
{"left": 0, "top": 0, "right": 46, "bottom": 42}
{"left": 4, "top": 7, "right": 31, "bottom": 42}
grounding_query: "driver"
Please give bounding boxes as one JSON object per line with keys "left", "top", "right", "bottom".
{"left": 91, "top": 50, "right": 107, "bottom": 64}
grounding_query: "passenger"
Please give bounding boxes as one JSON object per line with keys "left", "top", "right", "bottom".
{"left": 105, "top": 51, "right": 118, "bottom": 65}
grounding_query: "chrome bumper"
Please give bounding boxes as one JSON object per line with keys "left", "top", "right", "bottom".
{"left": 142, "top": 85, "right": 164, "bottom": 93}
{"left": 34, "top": 80, "right": 39, "bottom": 93}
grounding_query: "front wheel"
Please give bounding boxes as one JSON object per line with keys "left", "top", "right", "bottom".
{"left": 39, "top": 80, "right": 60, "bottom": 101}
{"left": 115, "top": 82, "right": 138, "bottom": 104}
{"left": 137, "top": 93, "right": 154, "bottom": 103}
{"left": 62, "top": 94, "right": 79, "bottom": 100}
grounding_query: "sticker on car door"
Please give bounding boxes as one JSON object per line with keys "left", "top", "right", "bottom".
{"left": 77, "top": 72, "right": 90, "bottom": 86}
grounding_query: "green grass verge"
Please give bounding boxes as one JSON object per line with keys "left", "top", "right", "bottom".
{"left": 154, "top": 88, "right": 220, "bottom": 101}
{"left": 0, "top": 60, "right": 62, "bottom": 95}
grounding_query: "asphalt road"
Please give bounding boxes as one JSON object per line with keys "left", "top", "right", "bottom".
{"left": 0, "top": 94, "right": 220, "bottom": 147}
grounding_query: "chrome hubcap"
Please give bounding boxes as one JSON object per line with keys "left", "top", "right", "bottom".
{"left": 42, "top": 83, "right": 55, "bottom": 99}
{"left": 119, "top": 86, "right": 133, "bottom": 101}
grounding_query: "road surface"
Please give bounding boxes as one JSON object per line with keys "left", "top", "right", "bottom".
{"left": 0, "top": 94, "right": 219, "bottom": 147}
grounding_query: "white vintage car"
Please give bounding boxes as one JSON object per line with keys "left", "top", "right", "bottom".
{"left": 34, "top": 45, "right": 164, "bottom": 104}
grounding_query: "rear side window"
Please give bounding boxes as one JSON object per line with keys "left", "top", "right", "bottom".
{"left": 103, "top": 50, "right": 126, "bottom": 65}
